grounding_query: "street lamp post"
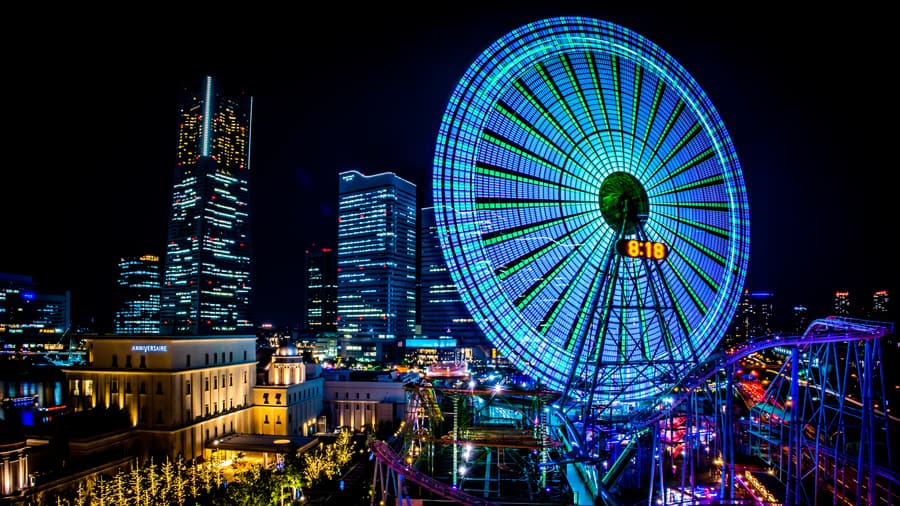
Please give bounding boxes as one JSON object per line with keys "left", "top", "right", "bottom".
{"left": 274, "top": 439, "right": 291, "bottom": 506}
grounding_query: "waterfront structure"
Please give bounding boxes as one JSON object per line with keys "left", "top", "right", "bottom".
{"left": 161, "top": 76, "right": 253, "bottom": 335}
{"left": 336, "top": 171, "right": 417, "bottom": 353}
{"left": 304, "top": 246, "right": 338, "bottom": 334}
{"left": 114, "top": 255, "right": 161, "bottom": 335}
{"left": 1, "top": 273, "right": 70, "bottom": 347}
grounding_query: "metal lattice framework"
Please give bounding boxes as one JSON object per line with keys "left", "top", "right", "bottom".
{"left": 433, "top": 16, "right": 750, "bottom": 403}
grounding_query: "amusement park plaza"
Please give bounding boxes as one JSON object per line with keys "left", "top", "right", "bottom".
{"left": 3, "top": 15, "right": 898, "bottom": 506}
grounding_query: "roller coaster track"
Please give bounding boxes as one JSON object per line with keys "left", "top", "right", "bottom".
{"left": 369, "top": 439, "right": 500, "bottom": 506}
{"left": 633, "top": 316, "right": 892, "bottom": 428}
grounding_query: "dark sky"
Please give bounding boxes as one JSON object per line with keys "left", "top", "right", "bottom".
{"left": 4, "top": 4, "right": 896, "bottom": 330}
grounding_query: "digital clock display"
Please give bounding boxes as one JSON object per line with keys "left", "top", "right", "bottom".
{"left": 616, "top": 239, "right": 668, "bottom": 260}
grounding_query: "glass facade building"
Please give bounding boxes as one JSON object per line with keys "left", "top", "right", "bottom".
{"left": 304, "top": 246, "right": 338, "bottom": 333}
{"left": 114, "top": 255, "right": 161, "bottom": 334}
{"left": 161, "top": 76, "right": 253, "bottom": 335}
{"left": 336, "top": 171, "right": 417, "bottom": 341}
{"left": 419, "top": 207, "right": 484, "bottom": 345}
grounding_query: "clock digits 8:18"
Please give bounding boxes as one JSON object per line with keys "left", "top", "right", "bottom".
{"left": 616, "top": 239, "right": 668, "bottom": 260}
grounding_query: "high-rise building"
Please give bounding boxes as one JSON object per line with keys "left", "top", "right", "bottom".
{"left": 872, "top": 290, "right": 889, "bottom": 317}
{"left": 336, "top": 171, "right": 417, "bottom": 347}
{"left": 833, "top": 291, "right": 851, "bottom": 316}
{"left": 791, "top": 305, "right": 810, "bottom": 335}
{"left": 419, "top": 207, "right": 487, "bottom": 354}
{"left": 1, "top": 273, "right": 70, "bottom": 345}
{"left": 114, "top": 255, "right": 161, "bottom": 335}
{"left": 161, "top": 76, "right": 253, "bottom": 335}
{"left": 304, "top": 245, "right": 338, "bottom": 334}
{"left": 726, "top": 290, "right": 775, "bottom": 344}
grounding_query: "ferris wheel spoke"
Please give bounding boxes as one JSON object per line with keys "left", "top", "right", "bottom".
{"left": 492, "top": 100, "right": 594, "bottom": 183}
{"left": 534, "top": 61, "right": 591, "bottom": 143}
{"left": 585, "top": 51, "right": 613, "bottom": 132}
{"left": 559, "top": 53, "right": 601, "bottom": 137}
{"left": 636, "top": 99, "right": 686, "bottom": 178}
{"left": 510, "top": 78, "right": 604, "bottom": 186}
{"left": 493, "top": 217, "right": 598, "bottom": 281}
{"left": 633, "top": 78, "right": 667, "bottom": 171}
{"left": 479, "top": 129, "right": 597, "bottom": 191}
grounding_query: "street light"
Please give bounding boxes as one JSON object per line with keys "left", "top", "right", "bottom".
{"left": 273, "top": 439, "right": 291, "bottom": 506}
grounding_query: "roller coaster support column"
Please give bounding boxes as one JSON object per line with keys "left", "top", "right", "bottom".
{"left": 722, "top": 362, "right": 735, "bottom": 500}
{"left": 859, "top": 338, "right": 875, "bottom": 506}
{"left": 786, "top": 346, "right": 801, "bottom": 505}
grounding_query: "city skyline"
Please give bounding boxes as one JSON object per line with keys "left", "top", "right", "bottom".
{"left": 5, "top": 6, "right": 895, "bottom": 329}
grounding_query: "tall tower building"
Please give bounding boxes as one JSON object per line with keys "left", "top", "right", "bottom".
{"left": 304, "top": 245, "right": 338, "bottom": 334}
{"left": 419, "top": 207, "right": 484, "bottom": 346}
{"left": 791, "top": 305, "right": 809, "bottom": 335}
{"left": 833, "top": 291, "right": 851, "bottom": 316}
{"left": 114, "top": 255, "right": 161, "bottom": 334}
{"left": 872, "top": 290, "right": 889, "bottom": 317}
{"left": 336, "top": 171, "right": 417, "bottom": 345}
{"left": 726, "top": 290, "right": 775, "bottom": 344}
{"left": 161, "top": 76, "right": 253, "bottom": 335}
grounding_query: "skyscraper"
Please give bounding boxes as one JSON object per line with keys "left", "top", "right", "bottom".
{"left": 114, "top": 255, "right": 161, "bottom": 334}
{"left": 419, "top": 207, "right": 484, "bottom": 346}
{"left": 336, "top": 171, "right": 417, "bottom": 345}
{"left": 304, "top": 245, "right": 338, "bottom": 334}
{"left": 725, "top": 290, "right": 775, "bottom": 344}
{"left": 872, "top": 290, "right": 889, "bottom": 317}
{"left": 161, "top": 76, "right": 253, "bottom": 335}
{"left": 791, "top": 305, "right": 809, "bottom": 335}
{"left": 833, "top": 291, "right": 851, "bottom": 316}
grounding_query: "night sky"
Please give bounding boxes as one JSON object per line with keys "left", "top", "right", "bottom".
{"left": 5, "top": 4, "right": 896, "bottom": 330}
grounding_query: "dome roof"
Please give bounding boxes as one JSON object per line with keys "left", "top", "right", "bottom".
{"left": 276, "top": 341, "right": 298, "bottom": 356}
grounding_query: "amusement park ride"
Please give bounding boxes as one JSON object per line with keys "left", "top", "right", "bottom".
{"left": 370, "top": 16, "right": 897, "bottom": 506}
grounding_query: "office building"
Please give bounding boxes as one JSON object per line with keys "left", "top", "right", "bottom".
{"left": 161, "top": 76, "right": 253, "bottom": 335}
{"left": 419, "top": 207, "right": 487, "bottom": 355}
{"left": 114, "top": 255, "right": 161, "bottom": 335}
{"left": 304, "top": 246, "right": 338, "bottom": 334}
{"left": 336, "top": 171, "right": 417, "bottom": 349}
{"left": 1, "top": 273, "right": 70, "bottom": 346}
{"left": 872, "top": 290, "right": 890, "bottom": 317}
{"left": 791, "top": 305, "right": 810, "bottom": 335}
{"left": 726, "top": 290, "right": 775, "bottom": 344}
{"left": 833, "top": 291, "right": 851, "bottom": 316}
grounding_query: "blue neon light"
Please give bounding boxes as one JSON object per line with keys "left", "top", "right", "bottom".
{"left": 432, "top": 17, "right": 750, "bottom": 403}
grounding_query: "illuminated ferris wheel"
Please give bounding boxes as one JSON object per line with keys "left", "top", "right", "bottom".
{"left": 432, "top": 16, "right": 750, "bottom": 405}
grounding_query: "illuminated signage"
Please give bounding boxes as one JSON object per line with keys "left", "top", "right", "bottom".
{"left": 616, "top": 239, "right": 668, "bottom": 260}
{"left": 131, "top": 344, "right": 168, "bottom": 353}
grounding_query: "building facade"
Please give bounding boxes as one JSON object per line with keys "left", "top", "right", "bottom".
{"left": 62, "top": 335, "right": 258, "bottom": 460}
{"left": 322, "top": 370, "right": 409, "bottom": 433}
{"left": 336, "top": 171, "right": 417, "bottom": 348}
{"left": 419, "top": 207, "right": 487, "bottom": 355}
{"left": 252, "top": 341, "right": 324, "bottom": 437}
{"left": 1, "top": 273, "right": 70, "bottom": 347}
{"left": 114, "top": 255, "right": 161, "bottom": 335}
{"left": 833, "top": 291, "right": 851, "bottom": 316}
{"left": 304, "top": 246, "right": 338, "bottom": 334}
{"left": 161, "top": 76, "right": 253, "bottom": 335}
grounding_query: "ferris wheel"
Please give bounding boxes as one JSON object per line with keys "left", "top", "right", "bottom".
{"left": 432, "top": 16, "right": 750, "bottom": 406}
